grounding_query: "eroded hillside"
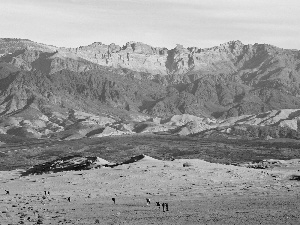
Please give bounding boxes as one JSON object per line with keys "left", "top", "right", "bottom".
{"left": 1, "top": 38, "right": 300, "bottom": 139}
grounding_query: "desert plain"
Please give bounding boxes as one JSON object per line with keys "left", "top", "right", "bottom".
{"left": 1, "top": 153, "right": 300, "bottom": 225}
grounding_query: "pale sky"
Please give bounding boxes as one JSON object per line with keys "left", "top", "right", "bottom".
{"left": 0, "top": 0, "right": 299, "bottom": 49}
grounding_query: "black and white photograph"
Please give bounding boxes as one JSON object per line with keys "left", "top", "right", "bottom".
{"left": 0, "top": 0, "right": 300, "bottom": 224}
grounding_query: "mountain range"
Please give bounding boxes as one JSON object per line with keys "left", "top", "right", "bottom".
{"left": 1, "top": 38, "right": 300, "bottom": 140}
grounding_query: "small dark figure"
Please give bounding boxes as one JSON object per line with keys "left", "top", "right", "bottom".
{"left": 48, "top": 191, "right": 50, "bottom": 195}
{"left": 67, "top": 197, "right": 71, "bottom": 202}
{"left": 44, "top": 191, "right": 47, "bottom": 195}
{"left": 165, "top": 203, "right": 169, "bottom": 211}
{"left": 112, "top": 198, "right": 116, "bottom": 204}
{"left": 156, "top": 202, "right": 160, "bottom": 209}
{"left": 5, "top": 190, "right": 9, "bottom": 195}
{"left": 162, "top": 203, "right": 165, "bottom": 212}
{"left": 146, "top": 198, "right": 151, "bottom": 205}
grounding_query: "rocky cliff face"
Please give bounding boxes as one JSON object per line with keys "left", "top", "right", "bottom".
{"left": 58, "top": 40, "right": 300, "bottom": 96}
{"left": 58, "top": 40, "right": 269, "bottom": 78}
{"left": 1, "top": 38, "right": 300, "bottom": 121}
{"left": 61, "top": 41, "right": 168, "bottom": 75}
{"left": 2, "top": 39, "right": 300, "bottom": 85}
{"left": 61, "top": 41, "right": 242, "bottom": 76}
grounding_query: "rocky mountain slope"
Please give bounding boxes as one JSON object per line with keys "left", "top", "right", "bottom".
{"left": 64, "top": 40, "right": 300, "bottom": 118}
{"left": 0, "top": 61, "right": 167, "bottom": 135}
{"left": 1, "top": 38, "right": 300, "bottom": 139}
